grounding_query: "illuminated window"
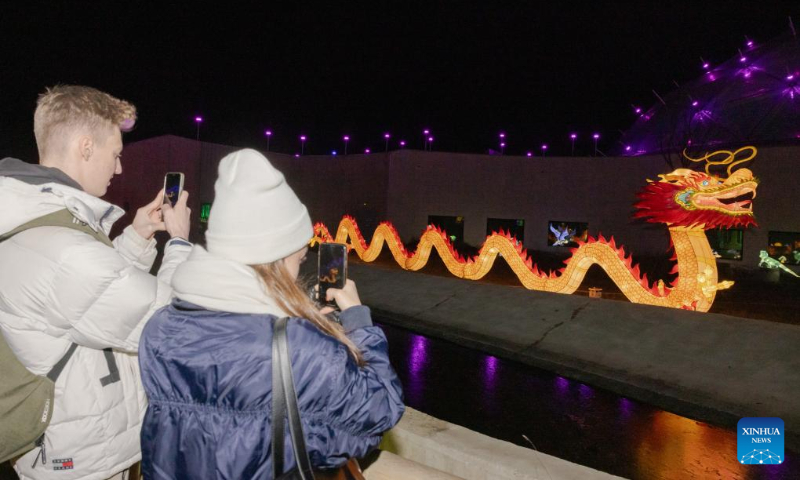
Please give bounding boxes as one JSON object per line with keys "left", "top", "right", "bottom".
{"left": 428, "top": 215, "right": 464, "bottom": 243}
{"left": 767, "top": 231, "right": 800, "bottom": 265}
{"left": 486, "top": 218, "right": 525, "bottom": 243}
{"left": 200, "top": 203, "right": 211, "bottom": 223}
{"left": 706, "top": 228, "right": 743, "bottom": 261}
{"left": 547, "top": 221, "right": 588, "bottom": 248}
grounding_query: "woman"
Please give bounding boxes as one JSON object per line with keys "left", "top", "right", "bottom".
{"left": 139, "top": 149, "right": 405, "bottom": 479}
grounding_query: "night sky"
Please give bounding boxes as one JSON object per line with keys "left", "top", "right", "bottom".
{"left": 2, "top": 2, "right": 798, "bottom": 160}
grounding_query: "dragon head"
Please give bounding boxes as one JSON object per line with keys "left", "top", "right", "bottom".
{"left": 634, "top": 166, "right": 758, "bottom": 229}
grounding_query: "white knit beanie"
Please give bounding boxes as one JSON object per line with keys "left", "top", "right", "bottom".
{"left": 205, "top": 149, "right": 313, "bottom": 265}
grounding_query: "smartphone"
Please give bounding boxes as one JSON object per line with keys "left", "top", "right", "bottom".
{"left": 318, "top": 243, "right": 348, "bottom": 307}
{"left": 163, "top": 172, "right": 185, "bottom": 207}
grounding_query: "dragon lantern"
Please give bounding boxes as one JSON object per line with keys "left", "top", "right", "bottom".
{"left": 311, "top": 147, "right": 759, "bottom": 312}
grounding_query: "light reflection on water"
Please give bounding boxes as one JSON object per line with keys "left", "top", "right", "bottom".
{"left": 578, "top": 383, "right": 595, "bottom": 402}
{"left": 619, "top": 397, "right": 634, "bottom": 420}
{"left": 381, "top": 320, "right": 795, "bottom": 480}
{"left": 482, "top": 354, "right": 499, "bottom": 387}
{"left": 554, "top": 375, "right": 570, "bottom": 398}
{"left": 405, "top": 333, "right": 429, "bottom": 405}
{"left": 633, "top": 411, "right": 779, "bottom": 480}
{"left": 481, "top": 354, "right": 501, "bottom": 415}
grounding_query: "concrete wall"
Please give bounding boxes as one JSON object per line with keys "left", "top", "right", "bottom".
{"left": 111, "top": 136, "right": 799, "bottom": 270}
{"left": 383, "top": 147, "right": 800, "bottom": 272}
{"left": 379, "top": 408, "right": 621, "bottom": 480}
{"left": 384, "top": 150, "right": 669, "bottom": 255}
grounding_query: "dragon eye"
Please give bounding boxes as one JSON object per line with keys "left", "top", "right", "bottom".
{"left": 702, "top": 180, "right": 709, "bottom": 186}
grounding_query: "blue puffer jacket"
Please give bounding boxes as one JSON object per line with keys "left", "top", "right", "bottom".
{"left": 139, "top": 298, "right": 405, "bottom": 479}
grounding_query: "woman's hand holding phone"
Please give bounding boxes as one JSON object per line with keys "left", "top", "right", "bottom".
{"left": 324, "top": 279, "right": 361, "bottom": 312}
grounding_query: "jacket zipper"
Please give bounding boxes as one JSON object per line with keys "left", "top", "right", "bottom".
{"left": 30, "top": 434, "right": 46, "bottom": 468}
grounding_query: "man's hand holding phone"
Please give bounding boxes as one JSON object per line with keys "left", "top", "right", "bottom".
{"left": 162, "top": 190, "right": 191, "bottom": 240}
{"left": 161, "top": 172, "right": 191, "bottom": 240}
{"left": 132, "top": 190, "right": 168, "bottom": 240}
{"left": 131, "top": 173, "right": 191, "bottom": 241}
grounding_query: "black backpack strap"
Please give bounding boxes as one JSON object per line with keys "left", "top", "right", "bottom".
{"left": 0, "top": 209, "right": 113, "bottom": 247}
{"left": 46, "top": 343, "right": 79, "bottom": 382}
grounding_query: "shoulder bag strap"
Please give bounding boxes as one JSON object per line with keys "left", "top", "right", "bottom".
{"left": 46, "top": 343, "right": 79, "bottom": 382}
{"left": 272, "top": 318, "right": 287, "bottom": 477}
{"left": 273, "top": 317, "right": 315, "bottom": 480}
{"left": 0, "top": 209, "right": 113, "bottom": 247}
{"left": 0, "top": 210, "right": 84, "bottom": 382}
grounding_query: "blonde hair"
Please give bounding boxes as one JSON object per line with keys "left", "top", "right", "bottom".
{"left": 251, "top": 262, "right": 366, "bottom": 366}
{"left": 34, "top": 85, "right": 137, "bottom": 159}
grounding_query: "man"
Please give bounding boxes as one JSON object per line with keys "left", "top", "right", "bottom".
{"left": 0, "top": 85, "right": 192, "bottom": 479}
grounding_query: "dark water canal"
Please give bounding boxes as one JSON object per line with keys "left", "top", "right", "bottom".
{"left": 378, "top": 319, "right": 796, "bottom": 480}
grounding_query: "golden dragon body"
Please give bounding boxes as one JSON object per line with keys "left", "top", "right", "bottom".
{"left": 312, "top": 148, "right": 759, "bottom": 312}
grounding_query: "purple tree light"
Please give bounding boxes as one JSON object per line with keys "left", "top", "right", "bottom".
{"left": 499, "top": 141, "right": 505, "bottom": 155}
{"left": 526, "top": 152, "right": 532, "bottom": 157}
{"left": 343, "top": 135, "right": 350, "bottom": 155}
{"left": 194, "top": 116, "right": 203, "bottom": 140}
{"left": 332, "top": 150, "right": 337, "bottom": 156}
{"left": 399, "top": 140, "right": 406, "bottom": 148}
{"left": 428, "top": 137, "right": 434, "bottom": 151}
{"left": 365, "top": 148, "right": 371, "bottom": 154}
{"left": 423, "top": 129, "right": 430, "bottom": 150}
{"left": 592, "top": 133, "right": 600, "bottom": 156}
{"left": 541, "top": 144, "right": 548, "bottom": 158}
{"left": 300, "top": 135, "right": 307, "bottom": 155}
{"left": 265, "top": 130, "right": 272, "bottom": 151}
{"left": 384, "top": 133, "right": 391, "bottom": 152}
{"left": 692, "top": 100, "right": 699, "bottom": 107}
{"left": 625, "top": 145, "right": 632, "bottom": 153}
{"left": 570, "top": 133, "right": 577, "bottom": 156}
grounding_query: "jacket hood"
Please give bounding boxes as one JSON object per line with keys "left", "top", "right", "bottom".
{"left": 0, "top": 157, "right": 84, "bottom": 190}
{"left": 0, "top": 158, "right": 124, "bottom": 237}
{"left": 171, "top": 245, "right": 289, "bottom": 317}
